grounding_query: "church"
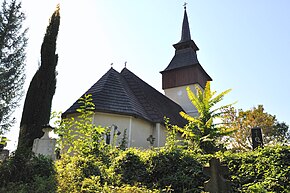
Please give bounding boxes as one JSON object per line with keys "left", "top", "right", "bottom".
{"left": 62, "top": 7, "right": 212, "bottom": 148}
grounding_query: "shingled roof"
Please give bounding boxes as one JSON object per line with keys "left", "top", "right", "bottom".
{"left": 160, "top": 7, "right": 212, "bottom": 89}
{"left": 63, "top": 67, "right": 187, "bottom": 127}
{"left": 161, "top": 8, "right": 203, "bottom": 73}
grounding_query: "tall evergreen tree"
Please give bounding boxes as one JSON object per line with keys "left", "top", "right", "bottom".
{"left": 0, "top": 0, "right": 27, "bottom": 134}
{"left": 18, "top": 5, "right": 60, "bottom": 150}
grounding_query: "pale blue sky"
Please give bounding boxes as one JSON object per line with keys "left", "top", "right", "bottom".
{"left": 5, "top": 1, "right": 290, "bottom": 150}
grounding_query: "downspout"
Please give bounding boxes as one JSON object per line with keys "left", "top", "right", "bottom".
{"left": 128, "top": 117, "right": 132, "bottom": 147}
{"left": 156, "top": 123, "right": 160, "bottom": 147}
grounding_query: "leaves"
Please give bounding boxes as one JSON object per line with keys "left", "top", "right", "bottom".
{"left": 0, "top": 136, "right": 8, "bottom": 150}
{"left": 54, "top": 94, "right": 106, "bottom": 156}
{"left": 175, "top": 81, "right": 234, "bottom": 153}
{"left": 0, "top": 0, "right": 27, "bottom": 133}
{"left": 221, "top": 105, "right": 290, "bottom": 151}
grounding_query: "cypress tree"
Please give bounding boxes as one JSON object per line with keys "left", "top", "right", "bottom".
{"left": 0, "top": 0, "right": 27, "bottom": 134}
{"left": 18, "top": 5, "right": 60, "bottom": 150}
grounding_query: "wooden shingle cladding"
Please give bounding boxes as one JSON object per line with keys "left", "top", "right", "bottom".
{"left": 63, "top": 68, "right": 187, "bottom": 127}
{"left": 121, "top": 68, "right": 187, "bottom": 126}
{"left": 63, "top": 68, "right": 149, "bottom": 120}
{"left": 162, "top": 64, "right": 211, "bottom": 89}
{"left": 161, "top": 7, "right": 212, "bottom": 90}
{"left": 161, "top": 45, "right": 212, "bottom": 89}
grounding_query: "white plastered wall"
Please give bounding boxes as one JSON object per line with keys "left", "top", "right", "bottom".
{"left": 64, "top": 112, "right": 169, "bottom": 149}
{"left": 164, "top": 84, "right": 203, "bottom": 117}
{"left": 93, "top": 112, "right": 167, "bottom": 149}
{"left": 152, "top": 123, "right": 167, "bottom": 147}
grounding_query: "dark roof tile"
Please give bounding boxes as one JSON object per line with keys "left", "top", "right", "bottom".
{"left": 121, "top": 68, "right": 187, "bottom": 126}
{"left": 63, "top": 67, "right": 186, "bottom": 127}
{"left": 162, "top": 47, "right": 199, "bottom": 72}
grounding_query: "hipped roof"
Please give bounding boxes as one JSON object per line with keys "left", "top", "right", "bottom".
{"left": 63, "top": 67, "right": 187, "bottom": 127}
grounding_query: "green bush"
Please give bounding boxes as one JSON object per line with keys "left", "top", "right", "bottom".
{"left": 51, "top": 93, "right": 290, "bottom": 192}
{"left": 82, "top": 178, "right": 160, "bottom": 193}
{"left": 11, "top": 144, "right": 282, "bottom": 193}
{"left": 102, "top": 184, "right": 161, "bottom": 193}
{"left": 217, "top": 145, "right": 290, "bottom": 192}
{"left": 109, "top": 147, "right": 207, "bottom": 192}
{"left": 147, "top": 148, "right": 206, "bottom": 192}
{"left": 110, "top": 148, "right": 150, "bottom": 186}
{"left": 56, "top": 154, "right": 107, "bottom": 193}
{"left": 0, "top": 151, "right": 56, "bottom": 193}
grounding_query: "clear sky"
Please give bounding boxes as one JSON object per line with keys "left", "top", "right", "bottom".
{"left": 5, "top": 0, "right": 290, "bottom": 151}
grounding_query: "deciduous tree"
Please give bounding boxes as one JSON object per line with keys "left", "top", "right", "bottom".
{"left": 221, "top": 105, "right": 289, "bottom": 151}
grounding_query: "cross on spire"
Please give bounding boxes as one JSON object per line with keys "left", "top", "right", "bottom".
{"left": 183, "top": 2, "right": 187, "bottom": 9}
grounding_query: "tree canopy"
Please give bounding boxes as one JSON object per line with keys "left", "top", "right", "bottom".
{"left": 0, "top": 0, "right": 27, "bottom": 134}
{"left": 221, "top": 105, "right": 289, "bottom": 151}
{"left": 175, "top": 81, "right": 235, "bottom": 153}
{"left": 18, "top": 5, "right": 60, "bottom": 151}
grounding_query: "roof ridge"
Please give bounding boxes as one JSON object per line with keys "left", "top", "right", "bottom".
{"left": 64, "top": 67, "right": 187, "bottom": 127}
{"left": 115, "top": 69, "right": 151, "bottom": 120}
{"left": 120, "top": 68, "right": 154, "bottom": 120}
{"left": 121, "top": 68, "right": 186, "bottom": 124}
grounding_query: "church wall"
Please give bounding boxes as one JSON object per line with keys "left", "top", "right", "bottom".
{"left": 93, "top": 112, "right": 129, "bottom": 134}
{"left": 93, "top": 112, "right": 131, "bottom": 147}
{"left": 63, "top": 112, "right": 168, "bottom": 149}
{"left": 93, "top": 112, "right": 162, "bottom": 149}
{"left": 164, "top": 84, "right": 202, "bottom": 117}
{"left": 152, "top": 124, "right": 167, "bottom": 147}
{"left": 160, "top": 125, "right": 167, "bottom": 146}
{"left": 130, "top": 118, "right": 153, "bottom": 148}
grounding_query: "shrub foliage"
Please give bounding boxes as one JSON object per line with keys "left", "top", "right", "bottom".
{"left": 54, "top": 145, "right": 290, "bottom": 192}
{"left": 0, "top": 152, "right": 56, "bottom": 193}
{"left": 1, "top": 145, "right": 289, "bottom": 192}
{"left": 219, "top": 145, "right": 290, "bottom": 192}
{"left": 2, "top": 94, "right": 289, "bottom": 192}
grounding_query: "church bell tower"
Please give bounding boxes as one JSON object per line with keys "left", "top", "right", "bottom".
{"left": 160, "top": 6, "right": 212, "bottom": 116}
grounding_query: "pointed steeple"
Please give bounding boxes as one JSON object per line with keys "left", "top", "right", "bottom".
{"left": 161, "top": 6, "right": 212, "bottom": 90}
{"left": 173, "top": 7, "right": 199, "bottom": 51}
{"left": 179, "top": 7, "right": 191, "bottom": 43}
